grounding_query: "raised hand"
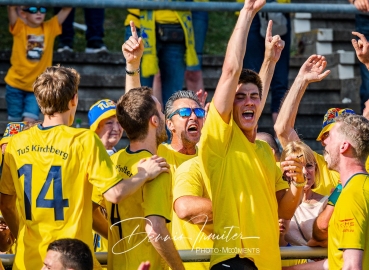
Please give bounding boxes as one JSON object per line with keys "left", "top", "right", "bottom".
{"left": 352, "top": 31, "right": 369, "bottom": 67}
{"left": 137, "top": 155, "right": 170, "bottom": 182}
{"left": 297, "top": 55, "right": 331, "bottom": 83}
{"left": 264, "top": 20, "right": 285, "bottom": 63}
{"left": 122, "top": 21, "right": 144, "bottom": 66}
{"left": 243, "top": 0, "right": 266, "bottom": 14}
{"left": 352, "top": 0, "right": 369, "bottom": 12}
{"left": 280, "top": 155, "right": 305, "bottom": 185}
{"left": 195, "top": 89, "right": 208, "bottom": 108}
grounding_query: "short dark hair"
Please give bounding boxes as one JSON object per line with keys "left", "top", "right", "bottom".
{"left": 116, "top": 87, "right": 159, "bottom": 141}
{"left": 238, "top": 69, "right": 263, "bottom": 99}
{"left": 33, "top": 65, "right": 80, "bottom": 115}
{"left": 47, "top": 238, "right": 93, "bottom": 270}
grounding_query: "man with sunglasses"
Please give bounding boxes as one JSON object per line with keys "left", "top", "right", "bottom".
{"left": 5, "top": 5, "right": 71, "bottom": 123}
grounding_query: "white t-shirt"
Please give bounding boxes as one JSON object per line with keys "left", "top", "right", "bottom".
{"left": 285, "top": 196, "right": 328, "bottom": 246}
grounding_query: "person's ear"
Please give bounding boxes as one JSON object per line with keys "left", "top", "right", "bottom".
{"left": 150, "top": 115, "right": 159, "bottom": 127}
{"left": 340, "top": 141, "right": 350, "bottom": 154}
{"left": 71, "top": 94, "right": 78, "bottom": 107}
{"left": 166, "top": 119, "right": 175, "bottom": 133}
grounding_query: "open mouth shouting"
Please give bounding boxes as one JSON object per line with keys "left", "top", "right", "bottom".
{"left": 242, "top": 110, "right": 255, "bottom": 120}
{"left": 187, "top": 123, "right": 199, "bottom": 135}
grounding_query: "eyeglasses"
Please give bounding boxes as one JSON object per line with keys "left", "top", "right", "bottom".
{"left": 168, "top": 107, "right": 205, "bottom": 119}
{"left": 22, "top": 7, "right": 47, "bottom": 14}
{"left": 304, "top": 163, "right": 316, "bottom": 170}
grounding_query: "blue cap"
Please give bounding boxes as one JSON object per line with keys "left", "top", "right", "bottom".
{"left": 88, "top": 99, "right": 117, "bottom": 131}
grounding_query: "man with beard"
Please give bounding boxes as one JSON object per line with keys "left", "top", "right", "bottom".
{"left": 285, "top": 114, "right": 369, "bottom": 270}
{"left": 101, "top": 85, "right": 183, "bottom": 270}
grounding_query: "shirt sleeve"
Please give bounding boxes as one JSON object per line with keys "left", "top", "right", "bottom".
{"left": 86, "top": 133, "right": 122, "bottom": 195}
{"left": 275, "top": 163, "right": 289, "bottom": 191}
{"left": 0, "top": 140, "right": 17, "bottom": 195}
{"left": 44, "top": 16, "right": 62, "bottom": 38}
{"left": 198, "top": 102, "right": 233, "bottom": 159}
{"left": 10, "top": 17, "right": 24, "bottom": 36}
{"left": 173, "top": 158, "right": 204, "bottom": 201}
{"left": 336, "top": 179, "right": 369, "bottom": 250}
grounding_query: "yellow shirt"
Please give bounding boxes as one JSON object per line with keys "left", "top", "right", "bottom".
{"left": 157, "top": 143, "right": 197, "bottom": 184}
{"left": 312, "top": 152, "right": 340, "bottom": 196}
{"left": 172, "top": 157, "right": 212, "bottom": 270}
{"left": 106, "top": 148, "right": 172, "bottom": 270}
{"left": 0, "top": 125, "right": 122, "bottom": 270}
{"left": 198, "top": 102, "right": 289, "bottom": 269}
{"left": 328, "top": 173, "right": 369, "bottom": 269}
{"left": 5, "top": 16, "right": 61, "bottom": 92}
{"left": 366, "top": 157, "right": 369, "bottom": 173}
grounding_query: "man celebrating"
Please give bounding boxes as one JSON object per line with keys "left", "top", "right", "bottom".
{"left": 197, "top": 0, "right": 305, "bottom": 269}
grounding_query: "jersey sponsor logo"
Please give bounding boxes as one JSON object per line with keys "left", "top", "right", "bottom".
{"left": 17, "top": 145, "right": 69, "bottom": 160}
{"left": 338, "top": 218, "right": 355, "bottom": 233}
{"left": 115, "top": 164, "right": 133, "bottom": 177}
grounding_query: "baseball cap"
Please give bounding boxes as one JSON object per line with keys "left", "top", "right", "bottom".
{"left": 316, "top": 108, "right": 356, "bottom": 141}
{"left": 0, "top": 122, "right": 27, "bottom": 146}
{"left": 88, "top": 99, "right": 117, "bottom": 131}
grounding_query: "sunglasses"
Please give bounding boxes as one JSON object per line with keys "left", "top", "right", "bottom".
{"left": 22, "top": 7, "right": 47, "bottom": 14}
{"left": 168, "top": 107, "right": 205, "bottom": 119}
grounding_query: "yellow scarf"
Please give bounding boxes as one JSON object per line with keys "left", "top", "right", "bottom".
{"left": 140, "top": 9, "right": 198, "bottom": 77}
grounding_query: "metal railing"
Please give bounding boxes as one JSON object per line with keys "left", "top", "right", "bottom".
{"left": 0, "top": 0, "right": 367, "bottom": 14}
{"left": 0, "top": 247, "right": 327, "bottom": 266}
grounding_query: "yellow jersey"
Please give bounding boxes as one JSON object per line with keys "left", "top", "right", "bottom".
{"left": 198, "top": 102, "right": 289, "bottom": 269}
{"left": 0, "top": 125, "right": 122, "bottom": 270}
{"left": 366, "top": 157, "right": 369, "bottom": 173}
{"left": 5, "top": 16, "right": 61, "bottom": 92}
{"left": 106, "top": 148, "right": 172, "bottom": 270}
{"left": 312, "top": 152, "right": 340, "bottom": 196}
{"left": 172, "top": 156, "right": 212, "bottom": 270}
{"left": 157, "top": 143, "right": 197, "bottom": 184}
{"left": 328, "top": 173, "right": 369, "bottom": 269}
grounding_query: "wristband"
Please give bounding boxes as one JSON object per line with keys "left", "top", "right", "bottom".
{"left": 125, "top": 67, "right": 140, "bottom": 76}
{"left": 327, "top": 183, "right": 342, "bottom": 206}
{"left": 291, "top": 178, "right": 307, "bottom": 188}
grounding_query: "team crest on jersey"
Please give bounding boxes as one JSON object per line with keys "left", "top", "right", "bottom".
{"left": 3, "top": 122, "right": 26, "bottom": 138}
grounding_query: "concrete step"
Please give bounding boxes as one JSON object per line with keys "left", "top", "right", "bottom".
{"left": 294, "top": 29, "right": 356, "bottom": 56}
{"left": 293, "top": 13, "right": 356, "bottom": 33}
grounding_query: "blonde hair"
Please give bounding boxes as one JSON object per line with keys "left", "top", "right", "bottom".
{"left": 280, "top": 141, "right": 320, "bottom": 188}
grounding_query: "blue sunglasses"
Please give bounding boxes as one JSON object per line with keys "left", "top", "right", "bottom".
{"left": 168, "top": 107, "right": 205, "bottom": 119}
{"left": 22, "top": 7, "right": 47, "bottom": 14}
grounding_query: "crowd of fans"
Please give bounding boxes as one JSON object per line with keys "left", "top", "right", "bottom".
{"left": 0, "top": 0, "right": 369, "bottom": 270}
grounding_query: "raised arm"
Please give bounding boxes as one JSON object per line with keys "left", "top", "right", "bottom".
{"left": 349, "top": 0, "right": 369, "bottom": 12}
{"left": 274, "top": 55, "right": 330, "bottom": 148}
{"left": 352, "top": 31, "right": 369, "bottom": 70}
{"left": 213, "top": 0, "right": 265, "bottom": 123}
{"left": 123, "top": 21, "right": 144, "bottom": 92}
{"left": 257, "top": 20, "right": 285, "bottom": 119}
{"left": 7, "top": 6, "right": 18, "bottom": 28}
{"left": 57, "top": 7, "right": 72, "bottom": 25}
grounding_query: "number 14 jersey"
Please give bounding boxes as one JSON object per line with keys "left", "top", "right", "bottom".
{"left": 0, "top": 125, "right": 122, "bottom": 270}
